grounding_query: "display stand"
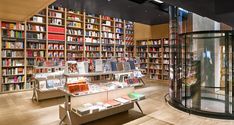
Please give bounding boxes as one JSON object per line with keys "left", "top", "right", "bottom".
{"left": 59, "top": 87, "right": 144, "bottom": 125}
{"left": 32, "top": 66, "right": 66, "bottom": 102}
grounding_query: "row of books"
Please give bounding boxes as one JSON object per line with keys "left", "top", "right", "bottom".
{"left": 2, "top": 84, "right": 25, "bottom": 92}
{"left": 2, "top": 50, "right": 24, "bottom": 57}
{"left": 27, "top": 33, "right": 44, "bottom": 40}
{"left": 49, "top": 11, "right": 63, "bottom": 18}
{"left": 85, "top": 46, "right": 100, "bottom": 51}
{"left": 86, "top": 24, "right": 99, "bottom": 30}
{"left": 2, "top": 68, "right": 24, "bottom": 76}
{"left": 86, "top": 52, "right": 100, "bottom": 58}
{"left": 67, "top": 53, "right": 83, "bottom": 58}
{"left": 102, "top": 53, "right": 114, "bottom": 57}
{"left": 3, "top": 42, "right": 24, "bottom": 49}
{"left": 86, "top": 18, "right": 98, "bottom": 24}
{"left": 102, "top": 46, "right": 114, "bottom": 51}
{"left": 102, "top": 20, "right": 112, "bottom": 26}
{"left": 1, "top": 22, "right": 25, "bottom": 30}
{"left": 86, "top": 31, "right": 100, "bottom": 37}
{"left": 101, "top": 39, "right": 114, "bottom": 44}
{"left": 2, "top": 30, "right": 25, "bottom": 38}
{"left": 48, "top": 44, "right": 64, "bottom": 50}
{"left": 48, "top": 51, "right": 64, "bottom": 58}
{"left": 27, "top": 51, "right": 45, "bottom": 57}
{"left": 67, "top": 45, "right": 83, "bottom": 50}
{"left": 67, "top": 29, "right": 83, "bottom": 35}
{"left": 102, "top": 26, "right": 112, "bottom": 32}
{"left": 3, "top": 76, "right": 25, "bottom": 83}
{"left": 27, "top": 24, "right": 45, "bottom": 32}
{"left": 49, "top": 18, "right": 63, "bottom": 26}
{"left": 67, "top": 14, "right": 82, "bottom": 22}
{"left": 101, "top": 32, "right": 114, "bottom": 38}
{"left": 27, "top": 43, "right": 45, "bottom": 49}
{"left": 30, "top": 16, "right": 44, "bottom": 23}
{"left": 2, "top": 59, "right": 24, "bottom": 67}
{"left": 67, "top": 36, "right": 83, "bottom": 42}
{"left": 67, "top": 22, "right": 82, "bottom": 28}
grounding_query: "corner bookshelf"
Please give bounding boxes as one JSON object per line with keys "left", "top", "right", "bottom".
{"left": 125, "top": 21, "right": 134, "bottom": 58}
{"left": 114, "top": 18, "right": 124, "bottom": 58}
{"left": 47, "top": 6, "right": 66, "bottom": 61}
{"left": 66, "top": 10, "right": 84, "bottom": 61}
{"left": 101, "top": 16, "right": 115, "bottom": 58}
{"left": 1, "top": 21, "right": 26, "bottom": 92}
{"left": 26, "top": 9, "right": 47, "bottom": 88}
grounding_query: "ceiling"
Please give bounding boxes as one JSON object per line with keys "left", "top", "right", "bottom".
{"left": 52, "top": 0, "right": 169, "bottom": 25}
{"left": 0, "top": 0, "right": 55, "bottom": 22}
{"left": 161, "top": 0, "right": 234, "bottom": 27}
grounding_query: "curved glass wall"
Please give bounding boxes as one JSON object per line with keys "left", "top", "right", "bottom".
{"left": 169, "top": 31, "right": 234, "bottom": 119}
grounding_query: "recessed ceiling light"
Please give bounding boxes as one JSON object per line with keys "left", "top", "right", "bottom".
{"left": 153, "top": 0, "right": 164, "bottom": 4}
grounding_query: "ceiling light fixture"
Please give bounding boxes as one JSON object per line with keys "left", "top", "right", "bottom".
{"left": 152, "top": 0, "right": 164, "bottom": 4}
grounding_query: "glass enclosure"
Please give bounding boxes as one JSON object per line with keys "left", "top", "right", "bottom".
{"left": 169, "top": 31, "right": 234, "bottom": 118}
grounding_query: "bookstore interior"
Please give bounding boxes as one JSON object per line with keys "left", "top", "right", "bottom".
{"left": 1, "top": 0, "right": 234, "bottom": 124}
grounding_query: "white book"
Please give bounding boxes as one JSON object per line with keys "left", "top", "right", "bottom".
{"left": 95, "top": 59, "right": 103, "bottom": 72}
{"left": 77, "top": 61, "right": 88, "bottom": 74}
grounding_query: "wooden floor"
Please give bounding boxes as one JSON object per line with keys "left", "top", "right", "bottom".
{"left": 0, "top": 79, "right": 233, "bottom": 125}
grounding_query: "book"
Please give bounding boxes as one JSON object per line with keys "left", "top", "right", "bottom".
{"left": 116, "top": 62, "right": 124, "bottom": 71}
{"left": 65, "top": 61, "right": 78, "bottom": 74}
{"left": 105, "top": 100, "right": 120, "bottom": 107}
{"left": 128, "top": 92, "right": 145, "bottom": 101}
{"left": 77, "top": 61, "right": 88, "bottom": 74}
{"left": 94, "top": 59, "right": 103, "bottom": 72}
{"left": 110, "top": 61, "right": 117, "bottom": 71}
{"left": 114, "top": 97, "right": 130, "bottom": 104}
{"left": 123, "top": 62, "right": 131, "bottom": 71}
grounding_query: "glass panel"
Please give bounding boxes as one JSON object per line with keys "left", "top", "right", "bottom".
{"left": 181, "top": 32, "right": 233, "bottom": 114}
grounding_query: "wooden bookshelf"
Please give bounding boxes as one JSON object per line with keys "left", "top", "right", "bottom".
{"left": 66, "top": 10, "right": 84, "bottom": 61}
{"left": 26, "top": 9, "right": 47, "bottom": 88}
{"left": 47, "top": 6, "right": 66, "bottom": 61}
{"left": 114, "top": 18, "right": 124, "bottom": 58}
{"left": 1, "top": 21, "right": 26, "bottom": 92}
{"left": 85, "top": 14, "right": 101, "bottom": 59}
{"left": 125, "top": 21, "right": 134, "bottom": 58}
{"left": 0, "top": 5, "right": 137, "bottom": 93}
{"left": 136, "top": 38, "right": 169, "bottom": 80}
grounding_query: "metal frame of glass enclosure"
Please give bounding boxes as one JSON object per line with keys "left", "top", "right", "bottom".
{"left": 168, "top": 30, "right": 234, "bottom": 119}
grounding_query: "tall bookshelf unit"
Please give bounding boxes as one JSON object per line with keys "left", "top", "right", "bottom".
{"left": 26, "top": 9, "right": 47, "bottom": 88}
{"left": 47, "top": 6, "right": 66, "bottom": 61}
{"left": 101, "top": 16, "right": 114, "bottom": 58}
{"left": 0, "top": 6, "right": 137, "bottom": 93}
{"left": 114, "top": 18, "right": 124, "bottom": 58}
{"left": 136, "top": 38, "right": 170, "bottom": 81}
{"left": 66, "top": 10, "right": 84, "bottom": 61}
{"left": 1, "top": 21, "right": 26, "bottom": 92}
{"left": 125, "top": 21, "right": 134, "bottom": 58}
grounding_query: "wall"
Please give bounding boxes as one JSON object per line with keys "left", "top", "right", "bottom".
{"left": 134, "top": 22, "right": 152, "bottom": 40}
{"left": 151, "top": 23, "right": 169, "bottom": 39}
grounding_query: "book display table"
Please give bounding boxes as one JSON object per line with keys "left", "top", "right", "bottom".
{"left": 59, "top": 86, "right": 145, "bottom": 125}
